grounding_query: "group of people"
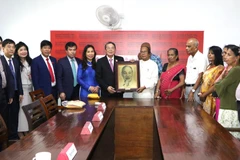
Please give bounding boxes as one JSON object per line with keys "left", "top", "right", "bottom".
{"left": 154, "top": 38, "right": 240, "bottom": 139}
{"left": 0, "top": 36, "right": 240, "bottom": 140}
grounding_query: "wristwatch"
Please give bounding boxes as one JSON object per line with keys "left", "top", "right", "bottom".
{"left": 191, "top": 89, "right": 196, "bottom": 93}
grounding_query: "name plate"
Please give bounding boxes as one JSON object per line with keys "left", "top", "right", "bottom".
{"left": 57, "top": 143, "right": 77, "bottom": 160}
{"left": 80, "top": 121, "right": 93, "bottom": 135}
{"left": 92, "top": 111, "right": 103, "bottom": 122}
{"left": 97, "top": 103, "right": 106, "bottom": 112}
{"left": 94, "top": 102, "right": 101, "bottom": 105}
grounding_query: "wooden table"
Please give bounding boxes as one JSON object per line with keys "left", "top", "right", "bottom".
{"left": 0, "top": 99, "right": 114, "bottom": 160}
{"left": 0, "top": 98, "right": 240, "bottom": 160}
{"left": 154, "top": 99, "right": 240, "bottom": 160}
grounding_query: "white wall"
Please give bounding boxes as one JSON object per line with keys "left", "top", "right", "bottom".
{"left": 1, "top": 0, "right": 240, "bottom": 58}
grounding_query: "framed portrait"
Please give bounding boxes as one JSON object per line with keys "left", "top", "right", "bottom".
{"left": 115, "top": 61, "right": 140, "bottom": 92}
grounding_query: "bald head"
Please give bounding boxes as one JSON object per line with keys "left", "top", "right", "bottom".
{"left": 186, "top": 38, "right": 199, "bottom": 55}
{"left": 187, "top": 38, "right": 199, "bottom": 47}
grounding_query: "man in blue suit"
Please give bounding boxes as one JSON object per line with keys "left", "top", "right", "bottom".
{"left": 31, "top": 40, "right": 58, "bottom": 100}
{"left": 2, "top": 39, "right": 23, "bottom": 140}
{"left": 57, "top": 42, "right": 81, "bottom": 100}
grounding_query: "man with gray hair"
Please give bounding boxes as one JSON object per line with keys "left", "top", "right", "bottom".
{"left": 184, "top": 38, "right": 207, "bottom": 104}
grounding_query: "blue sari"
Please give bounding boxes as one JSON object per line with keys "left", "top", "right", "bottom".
{"left": 77, "top": 62, "right": 99, "bottom": 98}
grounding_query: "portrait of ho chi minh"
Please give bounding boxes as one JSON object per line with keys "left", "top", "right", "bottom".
{"left": 118, "top": 64, "right": 138, "bottom": 90}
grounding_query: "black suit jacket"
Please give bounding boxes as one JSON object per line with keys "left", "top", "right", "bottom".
{"left": 0, "top": 56, "right": 15, "bottom": 99}
{"left": 96, "top": 55, "right": 124, "bottom": 97}
{"left": 57, "top": 56, "right": 82, "bottom": 100}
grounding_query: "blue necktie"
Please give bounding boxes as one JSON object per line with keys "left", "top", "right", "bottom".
{"left": 9, "top": 59, "right": 17, "bottom": 90}
{"left": 71, "top": 59, "right": 77, "bottom": 87}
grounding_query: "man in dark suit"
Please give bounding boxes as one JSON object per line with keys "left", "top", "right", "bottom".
{"left": 96, "top": 41, "right": 124, "bottom": 98}
{"left": 0, "top": 54, "right": 14, "bottom": 127}
{"left": 2, "top": 39, "right": 23, "bottom": 140}
{"left": 31, "top": 40, "right": 58, "bottom": 100}
{"left": 57, "top": 42, "right": 81, "bottom": 100}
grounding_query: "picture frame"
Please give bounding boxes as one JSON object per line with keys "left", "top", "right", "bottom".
{"left": 115, "top": 61, "right": 140, "bottom": 92}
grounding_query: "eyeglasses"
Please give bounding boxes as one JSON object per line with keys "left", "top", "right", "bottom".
{"left": 140, "top": 51, "right": 148, "bottom": 54}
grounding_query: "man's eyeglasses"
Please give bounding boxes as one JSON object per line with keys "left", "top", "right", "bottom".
{"left": 140, "top": 51, "right": 148, "bottom": 54}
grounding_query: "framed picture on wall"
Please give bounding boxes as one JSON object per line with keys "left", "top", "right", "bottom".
{"left": 115, "top": 61, "right": 140, "bottom": 92}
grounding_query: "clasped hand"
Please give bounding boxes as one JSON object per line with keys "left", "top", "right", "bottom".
{"left": 89, "top": 86, "right": 100, "bottom": 93}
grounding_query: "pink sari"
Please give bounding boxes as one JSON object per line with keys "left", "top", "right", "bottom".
{"left": 160, "top": 64, "right": 185, "bottom": 99}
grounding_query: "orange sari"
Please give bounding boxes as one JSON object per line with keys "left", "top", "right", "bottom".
{"left": 201, "top": 65, "right": 224, "bottom": 116}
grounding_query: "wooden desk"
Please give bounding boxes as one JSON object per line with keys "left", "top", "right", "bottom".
{"left": 1, "top": 98, "right": 240, "bottom": 160}
{"left": 0, "top": 99, "right": 114, "bottom": 160}
{"left": 154, "top": 99, "right": 240, "bottom": 160}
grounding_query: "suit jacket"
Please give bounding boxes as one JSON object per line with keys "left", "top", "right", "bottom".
{"left": 0, "top": 56, "right": 15, "bottom": 99}
{"left": 31, "top": 55, "right": 57, "bottom": 96}
{"left": 96, "top": 55, "right": 124, "bottom": 97}
{"left": 57, "top": 56, "right": 81, "bottom": 100}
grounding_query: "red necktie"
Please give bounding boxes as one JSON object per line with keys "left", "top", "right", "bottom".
{"left": 46, "top": 58, "right": 55, "bottom": 82}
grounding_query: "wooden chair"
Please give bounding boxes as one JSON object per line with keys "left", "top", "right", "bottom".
{"left": 22, "top": 100, "right": 47, "bottom": 131}
{"left": 29, "top": 89, "right": 45, "bottom": 102}
{"left": 0, "top": 115, "right": 8, "bottom": 150}
{"left": 40, "top": 94, "right": 58, "bottom": 119}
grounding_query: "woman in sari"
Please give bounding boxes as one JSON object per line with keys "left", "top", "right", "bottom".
{"left": 214, "top": 45, "right": 240, "bottom": 139}
{"left": 214, "top": 45, "right": 233, "bottom": 120}
{"left": 198, "top": 46, "right": 224, "bottom": 117}
{"left": 155, "top": 48, "right": 185, "bottom": 99}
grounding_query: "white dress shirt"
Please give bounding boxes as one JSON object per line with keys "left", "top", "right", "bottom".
{"left": 67, "top": 56, "right": 78, "bottom": 72}
{"left": 185, "top": 50, "right": 208, "bottom": 84}
{"left": 41, "top": 54, "right": 56, "bottom": 87}
{"left": 133, "top": 59, "right": 158, "bottom": 98}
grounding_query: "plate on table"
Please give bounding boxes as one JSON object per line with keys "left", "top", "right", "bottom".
{"left": 62, "top": 108, "right": 86, "bottom": 116}
{"left": 61, "top": 100, "right": 86, "bottom": 109}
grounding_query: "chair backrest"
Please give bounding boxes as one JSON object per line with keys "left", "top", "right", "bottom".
{"left": 40, "top": 94, "right": 58, "bottom": 119}
{"left": 0, "top": 115, "right": 8, "bottom": 150}
{"left": 22, "top": 100, "right": 47, "bottom": 131}
{"left": 29, "top": 89, "right": 45, "bottom": 102}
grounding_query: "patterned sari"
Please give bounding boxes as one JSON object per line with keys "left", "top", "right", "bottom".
{"left": 160, "top": 64, "right": 185, "bottom": 99}
{"left": 201, "top": 65, "right": 224, "bottom": 116}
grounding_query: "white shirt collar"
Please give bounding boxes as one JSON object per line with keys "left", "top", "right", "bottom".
{"left": 41, "top": 54, "right": 49, "bottom": 60}
{"left": 3, "top": 54, "right": 12, "bottom": 61}
{"left": 107, "top": 55, "right": 114, "bottom": 61}
{"left": 67, "top": 56, "right": 75, "bottom": 61}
